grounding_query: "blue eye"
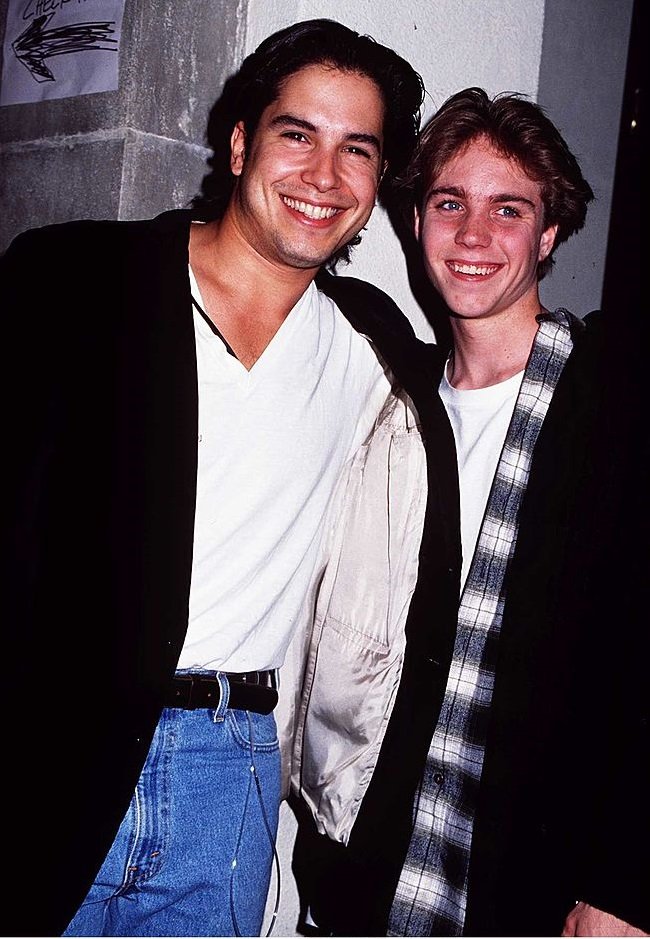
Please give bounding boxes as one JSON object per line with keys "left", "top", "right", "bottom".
{"left": 498, "top": 205, "right": 520, "bottom": 218}
{"left": 439, "top": 200, "right": 462, "bottom": 211}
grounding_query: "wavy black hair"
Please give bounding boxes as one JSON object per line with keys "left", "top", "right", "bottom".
{"left": 191, "top": 18, "right": 425, "bottom": 265}
{"left": 399, "top": 87, "right": 594, "bottom": 279}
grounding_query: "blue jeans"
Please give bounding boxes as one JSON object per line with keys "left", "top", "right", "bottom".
{"left": 64, "top": 678, "right": 281, "bottom": 937}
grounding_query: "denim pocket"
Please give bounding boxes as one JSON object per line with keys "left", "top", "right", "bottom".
{"left": 226, "top": 709, "right": 279, "bottom": 752}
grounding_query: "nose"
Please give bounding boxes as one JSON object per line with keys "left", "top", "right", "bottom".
{"left": 301, "top": 146, "right": 341, "bottom": 192}
{"left": 455, "top": 209, "right": 491, "bottom": 248}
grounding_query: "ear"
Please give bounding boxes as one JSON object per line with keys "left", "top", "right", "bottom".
{"left": 230, "top": 121, "right": 246, "bottom": 177}
{"left": 413, "top": 205, "right": 421, "bottom": 240}
{"left": 538, "top": 223, "right": 558, "bottom": 263}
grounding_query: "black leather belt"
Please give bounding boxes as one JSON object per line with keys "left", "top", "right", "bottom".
{"left": 166, "top": 670, "right": 278, "bottom": 715}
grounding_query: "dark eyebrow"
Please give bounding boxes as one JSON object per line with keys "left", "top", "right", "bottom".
{"left": 426, "top": 185, "right": 536, "bottom": 210}
{"left": 270, "top": 113, "right": 317, "bottom": 133}
{"left": 491, "top": 192, "right": 537, "bottom": 209}
{"left": 270, "top": 113, "right": 381, "bottom": 154}
{"left": 427, "top": 185, "right": 464, "bottom": 200}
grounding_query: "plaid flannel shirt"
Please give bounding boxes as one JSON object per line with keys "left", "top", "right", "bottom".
{"left": 389, "top": 310, "right": 578, "bottom": 937}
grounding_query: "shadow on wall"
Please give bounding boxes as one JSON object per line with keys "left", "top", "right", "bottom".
{"left": 383, "top": 190, "right": 453, "bottom": 352}
{"left": 601, "top": 0, "right": 644, "bottom": 324}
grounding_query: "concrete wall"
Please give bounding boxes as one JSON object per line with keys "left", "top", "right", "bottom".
{"left": 536, "top": 0, "right": 634, "bottom": 317}
{"left": 0, "top": 0, "right": 247, "bottom": 246}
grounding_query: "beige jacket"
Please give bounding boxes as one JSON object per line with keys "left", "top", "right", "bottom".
{"left": 277, "top": 385, "right": 427, "bottom": 844}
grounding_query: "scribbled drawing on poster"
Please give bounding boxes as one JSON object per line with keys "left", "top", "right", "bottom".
{"left": 1, "top": 0, "right": 125, "bottom": 107}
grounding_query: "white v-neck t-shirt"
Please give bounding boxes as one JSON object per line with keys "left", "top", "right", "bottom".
{"left": 179, "top": 268, "right": 392, "bottom": 672}
{"left": 439, "top": 363, "right": 524, "bottom": 592}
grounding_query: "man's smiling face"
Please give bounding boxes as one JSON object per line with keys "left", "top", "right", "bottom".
{"left": 228, "top": 63, "right": 386, "bottom": 273}
{"left": 415, "top": 135, "right": 558, "bottom": 324}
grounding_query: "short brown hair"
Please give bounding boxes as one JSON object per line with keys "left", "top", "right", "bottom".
{"left": 400, "top": 87, "right": 594, "bottom": 279}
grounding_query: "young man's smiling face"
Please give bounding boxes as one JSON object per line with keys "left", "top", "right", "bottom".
{"left": 228, "top": 63, "right": 386, "bottom": 273}
{"left": 415, "top": 134, "right": 558, "bottom": 324}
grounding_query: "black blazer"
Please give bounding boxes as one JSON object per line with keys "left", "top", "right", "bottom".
{"left": 305, "top": 310, "right": 650, "bottom": 937}
{"left": 0, "top": 210, "right": 436, "bottom": 937}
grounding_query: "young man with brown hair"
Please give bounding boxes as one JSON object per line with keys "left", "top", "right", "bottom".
{"left": 295, "top": 87, "right": 649, "bottom": 938}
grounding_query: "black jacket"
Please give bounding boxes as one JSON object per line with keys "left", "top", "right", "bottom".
{"left": 303, "top": 310, "right": 650, "bottom": 937}
{"left": 0, "top": 209, "right": 433, "bottom": 937}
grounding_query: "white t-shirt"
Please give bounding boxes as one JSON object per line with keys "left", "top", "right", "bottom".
{"left": 439, "top": 362, "right": 524, "bottom": 592}
{"left": 178, "top": 269, "right": 392, "bottom": 672}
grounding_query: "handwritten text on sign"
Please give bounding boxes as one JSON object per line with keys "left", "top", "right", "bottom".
{"left": 1, "top": 0, "right": 125, "bottom": 106}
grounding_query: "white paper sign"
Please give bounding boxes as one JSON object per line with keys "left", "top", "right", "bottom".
{"left": 1, "top": 0, "right": 125, "bottom": 106}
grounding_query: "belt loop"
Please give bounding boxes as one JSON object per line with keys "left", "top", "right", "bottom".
{"left": 213, "top": 672, "right": 230, "bottom": 723}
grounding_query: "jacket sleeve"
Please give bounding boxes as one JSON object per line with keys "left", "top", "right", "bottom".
{"left": 315, "top": 269, "right": 416, "bottom": 340}
{"left": 570, "top": 311, "right": 650, "bottom": 933}
{"left": 1, "top": 228, "right": 55, "bottom": 509}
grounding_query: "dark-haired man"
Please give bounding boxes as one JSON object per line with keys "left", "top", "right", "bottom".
{"left": 295, "top": 88, "right": 649, "bottom": 937}
{"left": 0, "top": 19, "right": 425, "bottom": 938}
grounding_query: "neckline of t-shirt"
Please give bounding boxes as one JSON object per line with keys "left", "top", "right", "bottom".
{"left": 440, "top": 357, "right": 525, "bottom": 403}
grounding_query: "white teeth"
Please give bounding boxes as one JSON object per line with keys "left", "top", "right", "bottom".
{"left": 450, "top": 262, "right": 498, "bottom": 275}
{"left": 283, "top": 197, "right": 338, "bottom": 220}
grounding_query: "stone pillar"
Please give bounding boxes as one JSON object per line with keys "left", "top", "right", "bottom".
{"left": 0, "top": 0, "right": 248, "bottom": 251}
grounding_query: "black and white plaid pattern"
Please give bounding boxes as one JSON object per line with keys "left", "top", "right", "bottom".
{"left": 389, "top": 311, "right": 577, "bottom": 937}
